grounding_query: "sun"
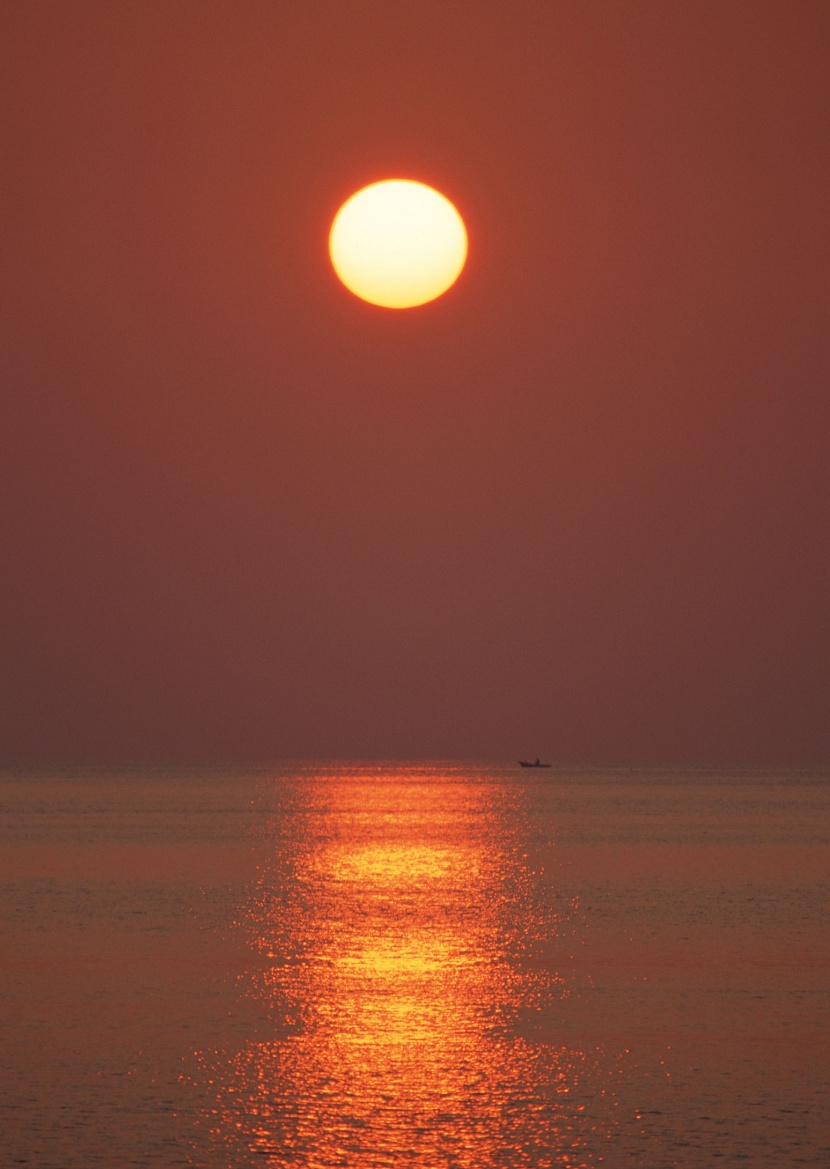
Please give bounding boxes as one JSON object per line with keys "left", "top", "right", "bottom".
{"left": 329, "top": 180, "right": 467, "bottom": 309}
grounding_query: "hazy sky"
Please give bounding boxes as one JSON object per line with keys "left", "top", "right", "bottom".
{"left": 2, "top": 1, "right": 828, "bottom": 762}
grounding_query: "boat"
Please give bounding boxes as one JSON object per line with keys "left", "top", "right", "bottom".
{"left": 518, "top": 759, "right": 551, "bottom": 768}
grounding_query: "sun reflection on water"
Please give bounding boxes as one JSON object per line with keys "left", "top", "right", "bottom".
{"left": 200, "top": 766, "right": 614, "bottom": 1166}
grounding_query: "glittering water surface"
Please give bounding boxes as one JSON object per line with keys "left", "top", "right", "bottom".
{"left": 216, "top": 769, "right": 604, "bottom": 1167}
{"left": 1, "top": 764, "right": 829, "bottom": 1167}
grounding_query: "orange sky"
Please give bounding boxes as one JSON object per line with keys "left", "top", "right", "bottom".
{"left": 1, "top": 1, "right": 828, "bottom": 761}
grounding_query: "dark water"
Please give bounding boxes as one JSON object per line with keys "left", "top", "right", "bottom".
{"left": 1, "top": 763, "right": 828, "bottom": 1167}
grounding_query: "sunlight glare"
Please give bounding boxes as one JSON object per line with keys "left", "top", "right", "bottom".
{"left": 329, "top": 179, "right": 467, "bottom": 308}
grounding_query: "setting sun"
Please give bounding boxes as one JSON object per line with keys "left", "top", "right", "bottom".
{"left": 329, "top": 179, "right": 467, "bottom": 308}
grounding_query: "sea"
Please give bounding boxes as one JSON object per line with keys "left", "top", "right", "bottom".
{"left": 1, "top": 763, "right": 828, "bottom": 1168}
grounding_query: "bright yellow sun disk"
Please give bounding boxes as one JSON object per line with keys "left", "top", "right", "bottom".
{"left": 329, "top": 180, "right": 467, "bottom": 308}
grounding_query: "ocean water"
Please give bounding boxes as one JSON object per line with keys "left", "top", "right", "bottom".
{"left": 1, "top": 763, "right": 828, "bottom": 1168}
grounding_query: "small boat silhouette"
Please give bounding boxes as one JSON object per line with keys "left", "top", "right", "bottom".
{"left": 518, "top": 759, "right": 551, "bottom": 768}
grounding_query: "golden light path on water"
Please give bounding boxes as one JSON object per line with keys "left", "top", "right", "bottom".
{"left": 200, "top": 766, "right": 622, "bottom": 1166}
